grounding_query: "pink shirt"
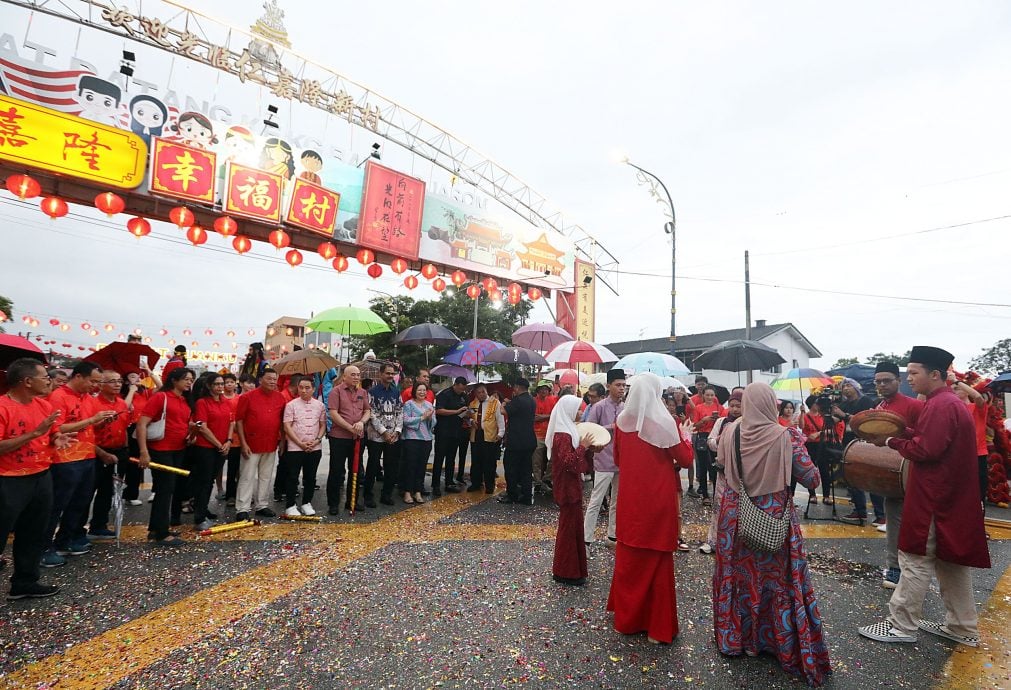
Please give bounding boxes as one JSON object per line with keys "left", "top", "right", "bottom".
{"left": 327, "top": 384, "right": 370, "bottom": 440}
{"left": 283, "top": 396, "right": 326, "bottom": 452}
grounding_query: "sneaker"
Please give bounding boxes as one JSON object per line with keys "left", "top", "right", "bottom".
{"left": 686, "top": 487, "right": 700, "bottom": 498}
{"left": 40, "top": 550, "right": 67, "bottom": 568}
{"left": 7, "top": 583, "right": 60, "bottom": 600}
{"left": 840, "top": 512, "right": 866, "bottom": 524}
{"left": 284, "top": 505, "right": 301, "bottom": 517}
{"left": 87, "top": 528, "right": 116, "bottom": 540}
{"left": 872, "top": 516, "right": 886, "bottom": 526}
{"left": 127, "top": 499, "right": 143, "bottom": 506}
{"left": 148, "top": 493, "right": 155, "bottom": 503}
{"left": 677, "top": 540, "right": 690, "bottom": 552}
{"left": 255, "top": 508, "right": 277, "bottom": 518}
{"left": 699, "top": 543, "right": 713, "bottom": 555}
{"left": 858, "top": 621, "right": 916, "bottom": 643}
{"left": 236, "top": 512, "right": 251, "bottom": 522}
{"left": 55, "top": 543, "right": 89, "bottom": 556}
{"left": 300, "top": 503, "right": 316, "bottom": 516}
{"left": 194, "top": 519, "right": 214, "bottom": 531}
{"left": 882, "top": 567, "right": 901, "bottom": 589}
{"left": 876, "top": 523, "right": 888, "bottom": 533}
{"left": 916, "top": 619, "right": 979, "bottom": 647}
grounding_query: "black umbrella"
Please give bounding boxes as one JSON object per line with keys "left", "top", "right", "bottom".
{"left": 988, "top": 371, "right": 1011, "bottom": 394}
{"left": 482, "top": 346, "right": 549, "bottom": 367}
{"left": 392, "top": 323, "right": 460, "bottom": 347}
{"left": 693, "top": 339, "right": 786, "bottom": 372}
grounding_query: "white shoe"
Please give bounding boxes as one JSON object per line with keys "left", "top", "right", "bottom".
{"left": 284, "top": 505, "right": 301, "bottom": 517}
{"left": 858, "top": 621, "right": 916, "bottom": 643}
{"left": 876, "top": 523, "right": 887, "bottom": 533}
{"left": 917, "top": 619, "right": 979, "bottom": 647}
{"left": 127, "top": 499, "right": 143, "bottom": 506}
{"left": 147, "top": 493, "right": 155, "bottom": 503}
{"left": 300, "top": 503, "right": 316, "bottom": 516}
{"left": 699, "top": 543, "right": 713, "bottom": 555}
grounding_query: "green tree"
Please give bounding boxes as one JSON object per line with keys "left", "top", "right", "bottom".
{"left": 830, "top": 357, "right": 859, "bottom": 368}
{"left": 863, "top": 350, "right": 912, "bottom": 367}
{"left": 968, "top": 338, "right": 1011, "bottom": 376}
{"left": 0, "top": 294, "right": 12, "bottom": 333}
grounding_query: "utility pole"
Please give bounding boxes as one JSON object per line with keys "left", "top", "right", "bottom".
{"left": 744, "top": 250, "right": 753, "bottom": 384}
{"left": 472, "top": 290, "right": 480, "bottom": 339}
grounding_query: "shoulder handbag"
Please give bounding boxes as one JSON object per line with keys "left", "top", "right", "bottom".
{"left": 133, "top": 393, "right": 167, "bottom": 442}
{"left": 733, "top": 426, "right": 788, "bottom": 553}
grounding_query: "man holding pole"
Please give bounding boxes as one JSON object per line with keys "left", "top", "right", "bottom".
{"left": 327, "top": 365, "right": 370, "bottom": 514}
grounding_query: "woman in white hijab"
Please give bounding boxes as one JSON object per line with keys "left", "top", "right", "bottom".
{"left": 606, "top": 372, "right": 694, "bottom": 644}
{"left": 548, "top": 395, "right": 594, "bottom": 586}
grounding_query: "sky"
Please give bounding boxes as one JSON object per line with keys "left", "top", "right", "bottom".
{"left": 2, "top": 0, "right": 1010, "bottom": 369}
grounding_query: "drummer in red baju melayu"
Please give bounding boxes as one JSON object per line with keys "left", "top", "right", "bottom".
{"left": 859, "top": 346, "right": 990, "bottom": 647}
{"left": 870, "top": 361, "right": 924, "bottom": 589}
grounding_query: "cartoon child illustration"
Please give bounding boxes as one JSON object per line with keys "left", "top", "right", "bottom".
{"left": 76, "top": 75, "right": 121, "bottom": 125}
{"left": 298, "top": 149, "right": 323, "bottom": 184}
{"left": 128, "top": 94, "right": 168, "bottom": 147}
{"left": 169, "top": 111, "right": 218, "bottom": 150}
{"left": 221, "top": 126, "right": 256, "bottom": 166}
{"left": 260, "top": 137, "right": 294, "bottom": 180}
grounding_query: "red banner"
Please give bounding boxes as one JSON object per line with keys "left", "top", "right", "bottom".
{"left": 149, "top": 137, "right": 216, "bottom": 203}
{"left": 285, "top": 177, "right": 340, "bottom": 236}
{"left": 224, "top": 163, "right": 283, "bottom": 223}
{"left": 358, "top": 161, "right": 425, "bottom": 260}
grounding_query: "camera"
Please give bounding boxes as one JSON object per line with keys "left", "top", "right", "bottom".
{"left": 814, "top": 385, "right": 842, "bottom": 413}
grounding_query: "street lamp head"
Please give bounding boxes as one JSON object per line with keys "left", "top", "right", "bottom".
{"left": 609, "top": 147, "right": 630, "bottom": 165}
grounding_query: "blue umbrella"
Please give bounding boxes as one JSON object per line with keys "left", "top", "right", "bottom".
{"left": 988, "top": 371, "right": 1011, "bottom": 394}
{"left": 614, "top": 351, "right": 690, "bottom": 377}
{"left": 442, "top": 339, "right": 505, "bottom": 366}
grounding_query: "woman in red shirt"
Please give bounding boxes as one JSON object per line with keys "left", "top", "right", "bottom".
{"left": 191, "top": 374, "right": 234, "bottom": 531}
{"left": 137, "top": 367, "right": 194, "bottom": 546}
{"left": 778, "top": 401, "right": 798, "bottom": 428}
{"left": 690, "top": 387, "right": 726, "bottom": 505}
{"left": 800, "top": 398, "right": 845, "bottom": 505}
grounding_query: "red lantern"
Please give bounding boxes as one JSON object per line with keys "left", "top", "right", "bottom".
{"left": 49, "top": 318, "right": 60, "bottom": 326}
{"left": 186, "top": 225, "right": 208, "bottom": 246}
{"left": 6, "top": 174, "right": 41, "bottom": 199}
{"left": 30, "top": 318, "right": 39, "bottom": 328}
{"left": 169, "top": 206, "right": 194, "bottom": 229}
{"left": 247, "top": 329, "right": 256, "bottom": 336}
{"left": 527, "top": 287, "right": 542, "bottom": 301}
{"left": 132, "top": 328, "right": 142, "bottom": 336}
{"left": 489, "top": 289, "right": 502, "bottom": 302}
{"left": 226, "top": 330, "right": 235, "bottom": 337}
{"left": 104, "top": 323, "right": 114, "bottom": 332}
{"left": 183, "top": 329, "right": 192, "bottom": 336}
{"left": 421, "top": 263, "right": 438, "bottom": 280}
{"left": 232, "top": 235, "right": 252, "bottom": 254}
{"left": 404, "top": 275, "right": 419, "bottom": 289}
{"left": 204, "top": 329, "right": 214, "bottom": 336}
{"left": 89, "top": 329, "right": 99, "bottom": 337}
{"left": 168, "top": 339, "right": 176, "bottom": 346}
{"left": 332, "top": 255, "right": 349, "bottom": 272}
{"left": 367, "top": 263, "right": 383, "bottom": 279}
{"left": 81, "top": 322, "right": 91, "bottom": 330}
{"left": 356, "top": 248, "right": 375, "bottom": 265}
{"left": 481, "top": 277, "right": 498, "bottom": 293}
{"left": 214, "top": 216, "right": 238, "bottom": 236}
{"left": 268, "top": 228, "right": 290, "bottom": 249}
{"left": 508, "top": 282, "right": 522, "bottom": 296}
{"left": 317, "top": 242, "right": 337, "bottom": 260}
{"left": 285, "top": 249, "right": 303, "bottom": 267}
{"left": 94, "top": 191, "right": 125, "bottom": 217}
{"left": 159, "top": 328, "right": 169, "bottom": 336}
{"left": 451, "top": 270, "right": 467, "bottom": 287}
{"left": 127, "top": 216, "right": 151, "bottom": 238}
{"left": 508, "top": 292, "right": 522, "bottom": 305}
{"left": 40, "top": 196, "right": 68, "bottom": 219}
{"left": 59, "top": 323, "right": 70, "bottom": 332}
{"left": 466, "top": 284, "right": 481, "bottom": 300}
{"left": 390, "top": 257, "right": 408, "bottom": 274}
{"left": 432, "top": 277, "right": 446, "bottom": 292}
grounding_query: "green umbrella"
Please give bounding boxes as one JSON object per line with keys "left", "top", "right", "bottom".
{"left": 306, "top": 306, "right": 391, "bottom": 336}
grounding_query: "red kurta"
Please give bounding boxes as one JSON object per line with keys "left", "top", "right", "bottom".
{"left": 877, "top": 392, "right": 924, "bottom": 427}
{"left": 887, "top": 387, "right": 990, "bottom": 568}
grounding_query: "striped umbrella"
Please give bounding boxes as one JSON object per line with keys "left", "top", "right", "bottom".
{"left": 442, "top": 338, "right": 506, "bottom": 366}
{"left": 769, "top": 368, "right": 834, "bottom": 402}
{"left": 543, "top": 340, "right": 618, "bottom": 365}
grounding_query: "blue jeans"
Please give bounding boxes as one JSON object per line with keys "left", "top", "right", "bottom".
{"left": 46, "top": 459, "right": 95, "bottom": 550}
{"left": 850, "top": 487, "right": 885, "bottom": 520}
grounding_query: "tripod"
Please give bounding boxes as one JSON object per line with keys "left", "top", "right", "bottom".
{"left": 803, "top": 414, "right": 846, "bottom": 522}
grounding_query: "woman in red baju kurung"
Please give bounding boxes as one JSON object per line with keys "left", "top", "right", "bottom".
{"left": 606, "top": 373, "right": 694, "bottom": 644}
{"left": 550, "top": 396, "right": 594, "bottom": 585}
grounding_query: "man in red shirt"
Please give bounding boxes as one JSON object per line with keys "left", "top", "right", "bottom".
{"left": 951, "top": 375, "right": 989, "bottom": 506}
{"left": 87, "top": 370, "right": 131, "bottom": 539}
{"left": 532, "top": 382, "right": 559, "bottom": 493}
{"left": 235, "top": 368, "right": 286, "bottom": 522}
{"left": 0, "top": 358, "right": 72, "bottom": 599}
{"left": 401, "top": 368, "right": 435, "bottom": 403}
{"left": 44, "top": 362, "right": 118, "bottom": 567}
{"left": 690, "top": 375, "right": 709, "bottom": 406}
{"left": 161, "top": 345, "right": 187, "bottom": 379}
{"left": 327, "top": 365, "right": 371, "bottom": 513}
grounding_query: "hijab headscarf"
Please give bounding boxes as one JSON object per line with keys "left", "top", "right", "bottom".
{"left": 546, "top": 395, "right": 582, "bottom": 459}
{"left": 718, "top": 382, "right": 792, "bottom": 497}
{"left": 616, "top": 372, "right": 680, "bottom": 448}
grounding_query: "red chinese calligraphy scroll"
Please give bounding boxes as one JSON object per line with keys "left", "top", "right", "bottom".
{"left": 149, "top": 137, "right": 216, "bottom": 203}
{"left": 358, "top": 161, "right": 425, "bottom": 261}
{"left": 285, "top": 177, "right": 341, "bottom": 236}
{"left": 224, "top": 163, "right": 283, "bottom": 223}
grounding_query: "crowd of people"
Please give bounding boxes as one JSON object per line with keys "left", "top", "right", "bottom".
{"left": 0, "top": 340, "right": 999, "bottom": 687}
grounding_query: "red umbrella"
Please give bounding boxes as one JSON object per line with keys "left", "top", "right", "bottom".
{"left": 0, "top": 333, "right": 48, "bottom": 369}
{"left": 83, "top": 341, "right": 161, "bottom": 375}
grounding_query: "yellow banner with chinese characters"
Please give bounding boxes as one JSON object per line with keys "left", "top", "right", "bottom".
{"left": 0, "top": 94, "right": 146, "bottom": 188}
{"left": 575, "top": 260, "right": 596, "bottom": 376}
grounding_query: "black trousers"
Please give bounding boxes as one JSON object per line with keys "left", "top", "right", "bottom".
{"left": 503, "top": 446, "right": 533, "bottom": 502}
{"left": 978, "top": 455, "right": 988, "bottom": 503}
{"left": 365, "top": 440, "right": 401, "bottom": 500}
{"left": 399, "top": 439, "right": 431, "bottom": 494}
{"left": 90, "top": 447, "right": 129, "bottom": 532}
{"left": 285, "top": 450, "right": 322, "bottom": 508}
{"left": 0, "top": 470, "right": 53, "bottom": 588}
{"left": 46, "top": 459, "right": 95, "bottom": 549}
{"left": 125, "top": 429, "right": 143, "bottom": 500}
{"left": 432, "top": 433, "right": 467, "bottom": 488}
{"left": 326, "top": 437, "right": 365, "bottom": 508}
{"left": 273, "top": 450, "right": 287, "bottom": 499}
{"left": 454, "top": 434, "right": 472, "bottom": 482}
{"left": 170, "top": 447, "right": 195, "bottom": 525}
{"left": 190, "top": 446, "right": 219, "bottom": 523}
{"left": 225, "top": 446, "right": 241, "bottom": 499}
{"left": 470, "top": 439, "right": 499, "bottom": 490}
{"left": 693, "top": 433, "right": 716, "bottom": 498}
{"left": 149, "top": 449, "right": 185, "bottom": 539}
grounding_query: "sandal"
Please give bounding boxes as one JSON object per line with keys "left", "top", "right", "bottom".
{"left": 677, "top": 540, "right": 690, "bottom": 552}
{"left": 413, "top": 492, "right": 425, "bottom": 504}
{"left": 702, "top": 498, "right": 712, "bottom": 507}
{"left": 403, "top": 493, "right": 414, "bottom": 504}
{"left": 809, "top": 496, "right": 819, "bottom": 505}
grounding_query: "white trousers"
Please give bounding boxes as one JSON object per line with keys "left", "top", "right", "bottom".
{"left": 236, "top": 452, "right": 276, "bottom": 513}
{"left": 583, "top": 471, "right": 618, "bottom": 542}
{"left": 887, "top": 520, "right": 979, "bottom": 637}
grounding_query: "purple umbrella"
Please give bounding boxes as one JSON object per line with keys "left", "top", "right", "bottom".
{"left": 442, "top": 339, "right": 505, "bottom": 366}
{"left": 512, "top": 322, "right": 573, "bottom": 351}
{"left": 482, "top": 346, "right": 549, "bottom": 367}
{"left": 429, "top": 363, "right": 477, "bottom": 383}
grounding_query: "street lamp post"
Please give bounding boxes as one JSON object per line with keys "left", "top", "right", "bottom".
{"left": 621, "top": 158, "right": 677, "bottom": 354}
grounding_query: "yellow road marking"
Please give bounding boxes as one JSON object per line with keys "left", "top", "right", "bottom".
{"left": 936, "top": 563, "right": 1011, "bottom": 689}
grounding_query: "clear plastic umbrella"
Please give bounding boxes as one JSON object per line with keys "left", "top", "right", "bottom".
{"left": 112, "top": 473, "right": 125, "bottom": 547}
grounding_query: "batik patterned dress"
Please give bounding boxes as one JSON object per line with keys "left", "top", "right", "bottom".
{"left": 712, "top": 426, "right": 832, "bottom": 687}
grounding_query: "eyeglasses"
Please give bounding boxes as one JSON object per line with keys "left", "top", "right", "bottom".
{"left": 30, "top": 375, "right": 52, "bottom": 381}
{"left": 873, "top": 378, "right": 898, "bottom": 385}
{"left": 104, "top": 379, "right": 123, "bottom": 384}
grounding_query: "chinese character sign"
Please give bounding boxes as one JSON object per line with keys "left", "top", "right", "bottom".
{"left": 224, "top": 163, "right": 282, "bottom": 223}
{"left": 285, "top": 177, "right": 340, "bottom": 236}
{"left": 150, "top": 137, "right": 216, "bottom": 202}
{"left": 358, "top": 161, "right": 425, "bottom": 260}
{"left": 0, "top": 95, "right": 145, "bottom": 188}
